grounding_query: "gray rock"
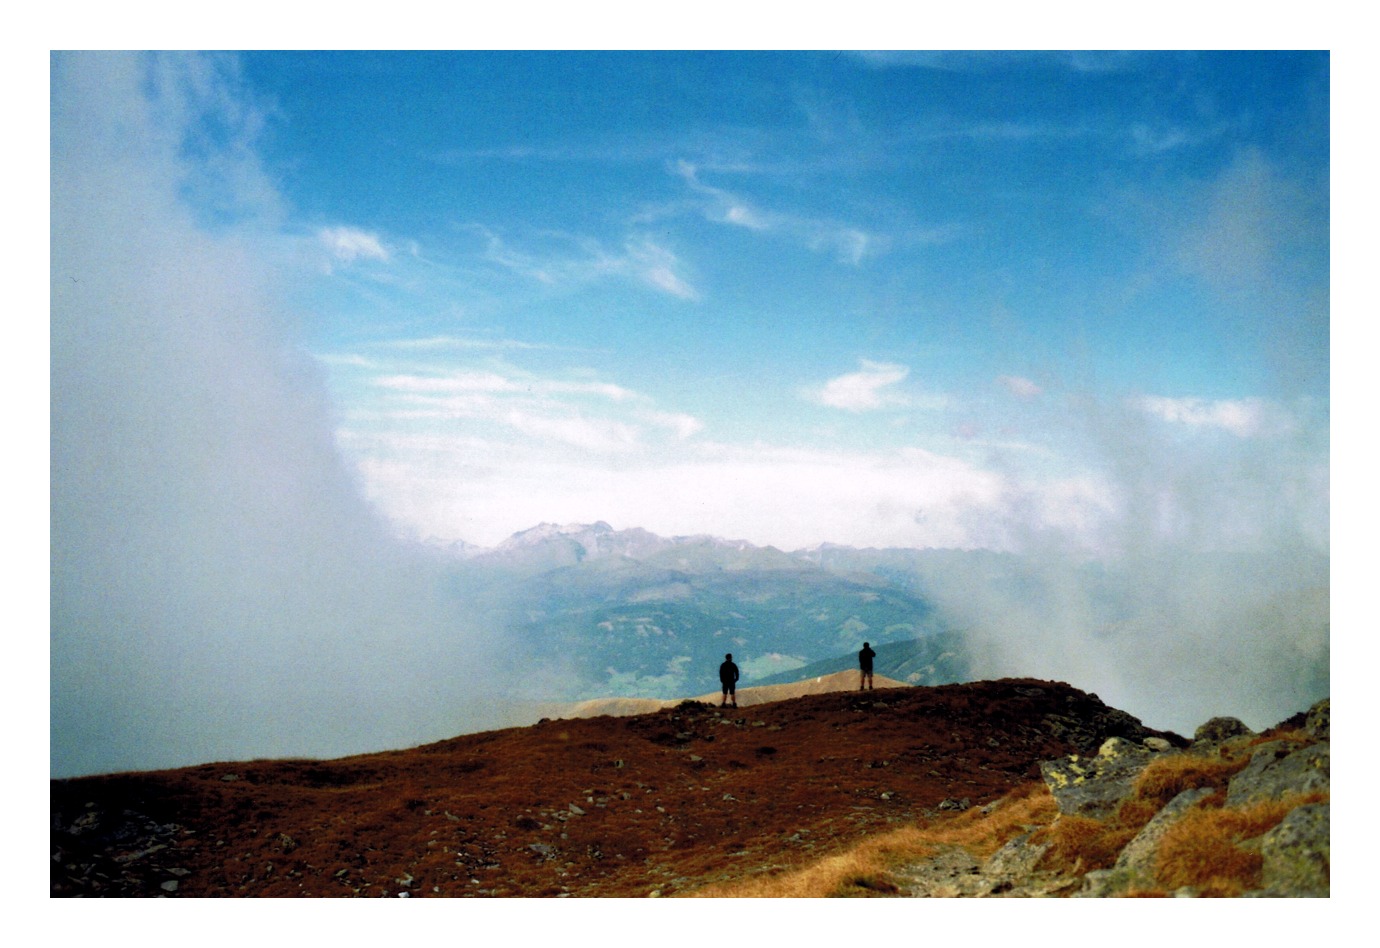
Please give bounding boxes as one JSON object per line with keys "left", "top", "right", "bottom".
{"left": 1114, "top": 787, "right": 1215, "bottom": 876}
{"left": 1305, "top": 699, "right": 1330, "bottom": 741}
{"left": 1226, "top": 741, "right": 1329, "bottom": 808}
{"left": 1073, "top": 787, "right": 1214, "bottom": 897}
{"left": 984, "top": 831, "right": 1050, "bottom": 884}
{"left": 1041, "top": 737, "right": 1154, "bottom": 819}
{"left": 1143, "top": 737, "right": 1172, "bottom": 752}
{"left": 1194, "top": 716, "right": 1254, "bottom": 745}
{"left": 1258, "top": 803, "right": 1329, "bottom": 896}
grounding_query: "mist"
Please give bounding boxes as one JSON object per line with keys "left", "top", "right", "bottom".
{"left": 51, "top": 53, "right": 518, "bottom": 778}
{"left": 916, "top": 379, "right": 1328, "bottom": 737}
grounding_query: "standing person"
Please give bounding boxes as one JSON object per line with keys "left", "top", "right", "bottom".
{"left": 859, "top": 641, "right": 876, "bottom": 691}
{"left": 719, "top": 653, "right": 740, "bottom": 708}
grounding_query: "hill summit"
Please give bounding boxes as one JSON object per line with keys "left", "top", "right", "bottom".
{"left": 42, "top": 678, "right": 1175, "bottom": 897}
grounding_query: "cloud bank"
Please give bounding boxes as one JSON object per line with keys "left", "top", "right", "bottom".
{"left": 50, "top": 53, "right": 522, "bottom": 778}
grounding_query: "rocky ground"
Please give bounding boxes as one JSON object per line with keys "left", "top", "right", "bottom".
{"left": 51, "top": 679, "right": 1327, "bottom": 898}
{"left": 890, "top": 699, "right": 1330, "bottom": 898}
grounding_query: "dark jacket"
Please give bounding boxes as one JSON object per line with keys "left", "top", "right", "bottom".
{"left": 719, "top": 660, "right": 740, "bottom": 684}
{"left": 859, "top": 646, "right": 876, "bottom": 671}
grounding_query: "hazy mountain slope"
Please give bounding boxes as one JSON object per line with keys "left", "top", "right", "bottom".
{"left": 446, "top": 525, "right": 950, "bottom": 702}
{"left": 751, "top": 632, "right": 973, "bottom": 688}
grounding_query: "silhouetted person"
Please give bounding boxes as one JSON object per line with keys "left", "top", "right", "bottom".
{"left": 719, "top": 653, "right": 740, "bottom": 708}
{"left": 859, "top": 641, "right": 875, "bottom": 691}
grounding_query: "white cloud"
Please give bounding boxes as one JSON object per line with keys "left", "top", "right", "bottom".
{"left": 640, "top": 410, "right": 705, "bottom": 439}
{"left": 998, "top": 375, "right": 1043, "bottom": 399}
{"left": 338, "top": 432, "right": 1122, "bottom": 554}
{"left": 808, "top": 360, "right": 910, "bottom": 412}
{"left": 503, "top": 408, "right": 641, "bottom": 453}
{"left": 1135, "top": 395, "right": 1287, "bottom": 438}
{"left": 319, "top": 225, "right": 390, "bottom": 264}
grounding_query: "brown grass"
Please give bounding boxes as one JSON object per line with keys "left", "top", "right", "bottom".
{"left": 691, "top": 782, "right": 1060, "bottom": 898}
{"left": 1154, "top": 791, "right": 1329, "bottom": 896}
{"left": 1131, "top": 753, "right": 1250, "bottom": 807}
{"left": 1034, "top": 815, "right": 1140, "bottom": 875}
{"left": 923, "top": 782, "right": 1058, "bottom": 858}
{"left": 1031, "top": 750, "right": 1253, "bottom": 878}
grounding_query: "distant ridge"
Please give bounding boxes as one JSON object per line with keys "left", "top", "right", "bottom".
{"left": 560, "top": 670, "right": 911, "bottom": 719}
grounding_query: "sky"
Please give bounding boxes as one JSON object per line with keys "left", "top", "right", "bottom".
{"left": 235, "top": 49, "right": 1328, "bottom": 553}
{"left": 49, "top": 47, "right": 1333, "bottom": 779}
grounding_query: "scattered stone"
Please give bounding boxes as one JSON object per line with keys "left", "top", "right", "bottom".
{"left": 568, "top": 803, "right": 586, "bottom": 816}
{"left": 1194, "top": 716, "right": 1254, "bottom": 746}
{"left": 937, "top": 797, "right": 969, "bottom": 811}
{"left": 1143, "top": 737, "right": 1172, "bottom": 752}
{"left": 160, "top": 880, "right": 178, "bottom": 893}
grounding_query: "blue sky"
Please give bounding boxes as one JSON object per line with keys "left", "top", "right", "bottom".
{"left": 57, "top": 50, "right": 1330, "bottom": 556}
{"left": 215, "top": 50, "right": 1327, "bottom": 550}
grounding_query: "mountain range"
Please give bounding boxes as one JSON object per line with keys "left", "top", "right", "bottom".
{"left": 432, "top": 521, "right": 964, "bottom": 703}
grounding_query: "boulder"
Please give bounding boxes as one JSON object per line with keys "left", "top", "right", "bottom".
{"left": 1226, "top": 741, "right": 1329, "bottom": 808}
{"left": 1040, "top": 737, "right": 1155, "bottom": 819}
{"left": 1257, "top": 803, "right": 1329, "bottom": 896}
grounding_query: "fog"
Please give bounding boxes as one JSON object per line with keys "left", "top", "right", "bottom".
{"left": 915, "top": 340, "right": 1329, "bottom": 735}
{"left": 51, "top": 53, "right": 521, "bottom": 778}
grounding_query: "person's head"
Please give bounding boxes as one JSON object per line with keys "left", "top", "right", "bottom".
{"left": 725, "top": 653, "right": 732, "bottom": 661}
{"left": 863, "top": 642, "right": 869, "bottom": 648}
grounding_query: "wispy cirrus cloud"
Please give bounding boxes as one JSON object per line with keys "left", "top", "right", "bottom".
{"left": 373, "top": 370, "right": 637, "bottom": 402}
{"left": 806, "top": 360, "right": 911, "bottom": 412}
{"left": 470, "top": 224, "right": 698, "bottom": 299}
{"left": 335, "top": 359, "right": 705, "bottom": 461}
{"left": 674, "top": 160, "right": 881, "bottom": 265}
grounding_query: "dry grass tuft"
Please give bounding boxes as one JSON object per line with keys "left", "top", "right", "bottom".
{"left": 1154, "top": 791, "right": 1329, "bottom": 896}
{"left": 923, "top": 782, "right": 1059, "bottom": 859}
{"left": 1131, "top": 753, "right": 1250, "bottom": 808}
{"left": 1034, "top": 815, "right": 1139, "bottom": 875}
